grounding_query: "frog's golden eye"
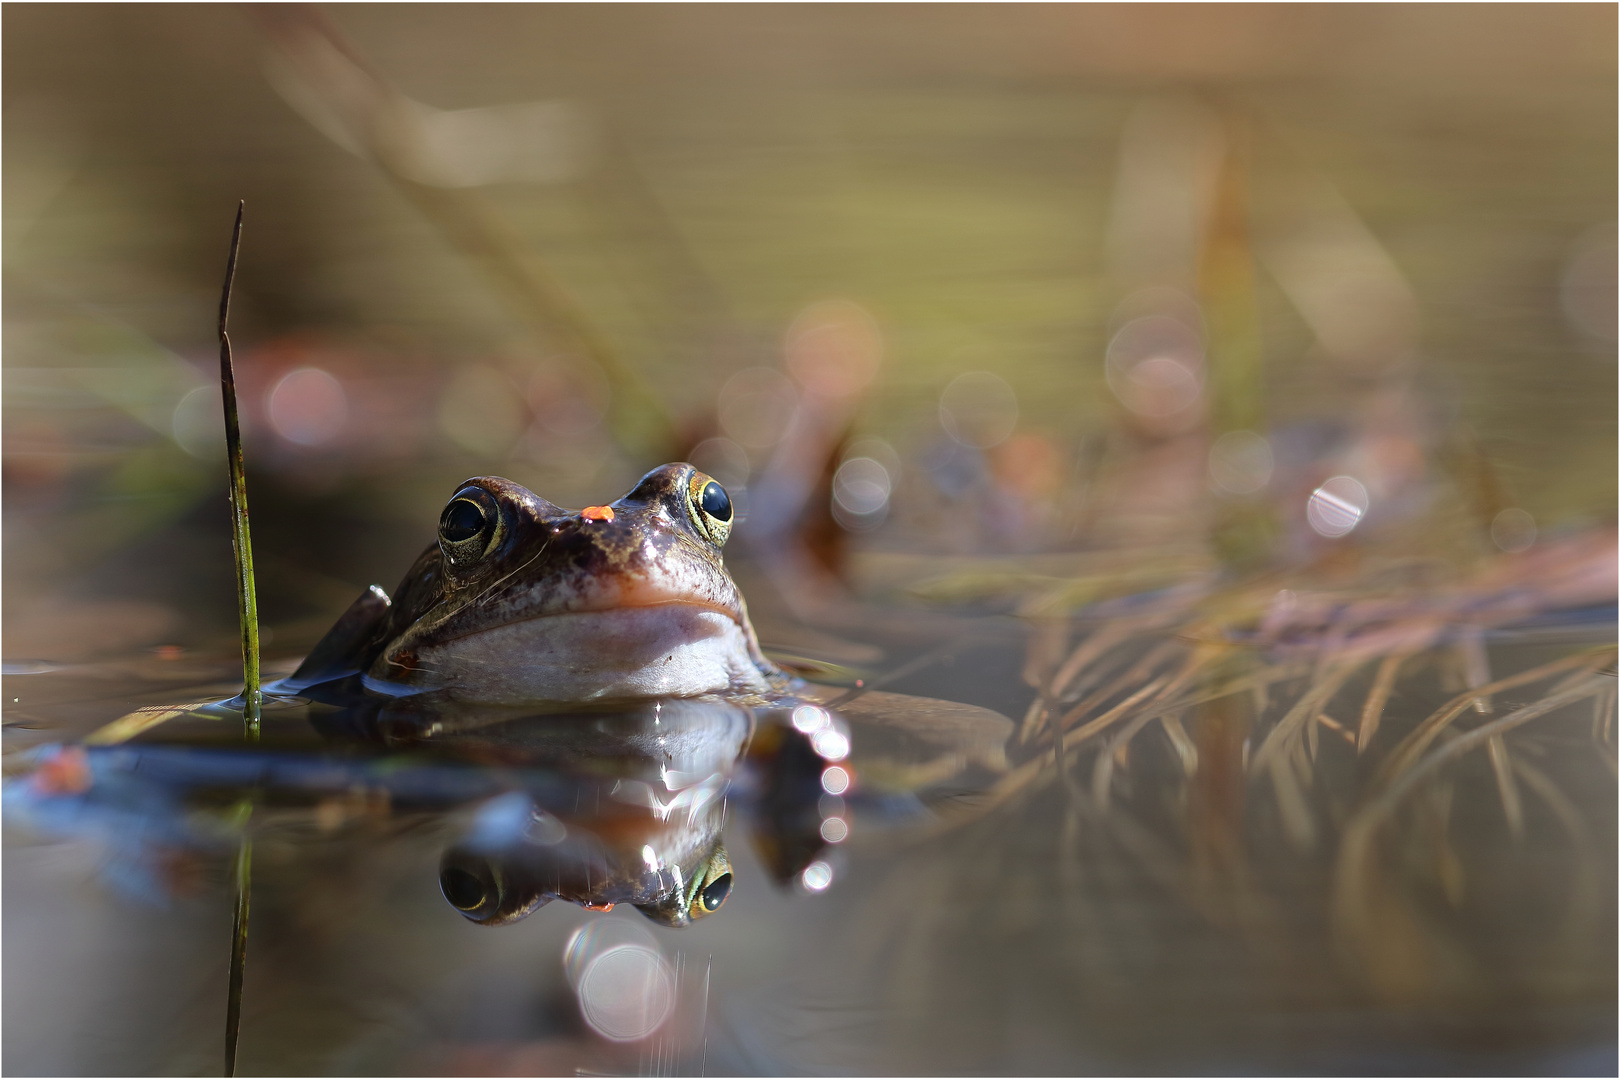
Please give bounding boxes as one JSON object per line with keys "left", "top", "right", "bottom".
{"left": 698, "top": 872, "right": 732, "bottom": 914}
{"left": 686, "top": 470, "right": 733, "bottom": 547}
{"left": 439, "top": 486, "right": 503, "bottom": 567}
{"left": 688, "top": 846, "right": 733, "bottom": 921}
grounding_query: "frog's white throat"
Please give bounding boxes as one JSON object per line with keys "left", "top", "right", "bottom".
{"left": 371, "top": 606, "right": 770, "bottom": 705}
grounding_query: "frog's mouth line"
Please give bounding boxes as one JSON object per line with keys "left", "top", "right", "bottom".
{"left": 432, "top": 598, "right": 745, "bottom": 647}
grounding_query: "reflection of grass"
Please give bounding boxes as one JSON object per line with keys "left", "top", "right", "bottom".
{"left": 1335, "top": 655, "right": 1609, "bottom": 1000}
{"left": 922, "top": 534, "right": 1616, "bottom": 1006}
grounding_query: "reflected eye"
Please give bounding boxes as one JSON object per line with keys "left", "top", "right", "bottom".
{"left": 438, "top": 486, "right": 502, "bottom": 567}
{"left": 440, "top": 859, "right": 504, "bottom": 922}
{"left": 699, "top": 873, "right": 732, "bottom": 913}
{"left": 687, "top": 845, "right": 733, "bottom": 922}
{"left": 685, "top": 470, "right": 733, "bottom": 546}
{"left": 441, "top": 865, "right": 490, "bottom": 913}
{"left": 439, "top": 851, "right": 548, "bottom": 926}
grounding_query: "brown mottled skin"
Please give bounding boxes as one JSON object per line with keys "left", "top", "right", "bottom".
{"left": 289, "top": 464, "right": 785, "bottom": 703}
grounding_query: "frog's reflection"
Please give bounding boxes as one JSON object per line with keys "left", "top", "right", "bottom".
{"left": 7, "top": 690, "right": 849, "bottom": 927}
{"left": 304, "top": 695, "right": 840, "bottom": 928}
{"left": 440, "top": 833, "right": 732, "bottom": 928}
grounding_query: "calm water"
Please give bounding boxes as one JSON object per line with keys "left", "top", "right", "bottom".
{"left": 4, "top": 6, "right": 1616, "bottom": 1076}
{"left": 4, "top": 573, "right": 1615, "bottom": 1075}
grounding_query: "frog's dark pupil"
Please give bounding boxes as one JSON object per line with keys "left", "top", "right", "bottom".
{"left": 700, "top": 873, "right": 732, "bottom": 911}
{"left": 700, "top": 481, "right": 732, "bottom": 522}
{"left": 441, "top": 499, "right": 486, "bottom": 542}
{"left": 441, "top": 866, "right": 488, "bottom": 911}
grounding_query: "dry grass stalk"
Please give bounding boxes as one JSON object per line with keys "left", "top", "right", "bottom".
{"left": 1357, "top": 651, "right": 1407, "bottom": 754}
{"left": 1159, "top": 713, "right": 1199, "bottom": 776}
{"left": 1332, "top": 676, "right": 1607, "bottom": 983}
{"left": 1485, "top": 734, "right": 1524, "bottom": 839}
{"left": 1249, "top": 662, "right": 1362, "bottom": 775}
{"left": 1458, "top": 626, "right": 1493, "bottom": 714}
{"left": 1375, "top": 649, "right": 1611, "bottom": 787}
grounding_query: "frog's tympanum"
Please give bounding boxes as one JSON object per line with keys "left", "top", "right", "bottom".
{"left": 286, "top": 464, "right": 784, "bottom": 705}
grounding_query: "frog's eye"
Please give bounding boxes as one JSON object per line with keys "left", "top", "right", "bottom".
{"left": 439, "top": 852, "right": 547, "bottom": 926}
{"left": 686, "top": 470, "right": 733, "bottom": 547}
{"left": 688, "top": 846, "right": 733, "bottom": 922}
{"left": 440, "top": 861, "right": 499, "bottom": 920}
{"left": 439, "top": 486, "right": 503, "bottom": 567}
{"left": 698, "top": 873, "right": 732, "bottom": 914}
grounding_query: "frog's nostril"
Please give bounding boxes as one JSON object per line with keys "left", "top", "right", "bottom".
{"left": 440, "top": 865, "right": 489, "bottom": 912}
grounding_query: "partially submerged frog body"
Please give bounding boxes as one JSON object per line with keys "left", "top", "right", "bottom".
{"left": 286, "top": 464, "right": 785, "bottom": 705}
{"left": 14, "top": 463, "right": 1017, "bottom": 931}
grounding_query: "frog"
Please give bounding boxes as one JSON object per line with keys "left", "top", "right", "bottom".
{"left": 31, "top": 462, "right": 1010, "bottom": 932}
{"left": 284, "top": 463, "right": 787, "bottom": 706}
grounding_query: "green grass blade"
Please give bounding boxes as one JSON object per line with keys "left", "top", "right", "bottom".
{"left": 217, "top": 201, "right": 261, "bottom": 739}
{"left": 217, "top": 203, "right": 260, "bottom": 1077}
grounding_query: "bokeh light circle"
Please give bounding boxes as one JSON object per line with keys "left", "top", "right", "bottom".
{"left": 1209, "top": 430, "right": 1274, "bottom": 495}
{"left": 811, "top": 726, "right": 850, "bottom": 762}
{"left": 172, "top": 385, "right": 225, "bottom": 459}
{"left": 577, "top": 945, "right": 674, "bottom": 1041}
{"left": 1306, "top": 476, "right": 1369, "bottom": 538}
{"left": 1490, "top": 507, "right": 1537, "bottom": 554}
{"left": 832, "top": 456, "right": 893, "bottom": 532}
{"left": 820, "top": 765, "right": 851, "bottom": 795}
{"left": 939, "top": 371, "right": 1019, "bottom": 449}
{"left": 784, "top": 300, "right": 883, "bottom": 399}
{"left": 717, "top": 367, "right": 798, "bottom": 449}
{"left": 563, "top": 922, "right": 674, "bottom": 1043}
{"left": 801, "top": 861, "right": 834, "bottom": 892}
{"left": 1560, "top": 223, "right": 1618, "bottom": 343}
{"left": 268, "top": 367, "right": 348, "bottom": 446}
{"left": 1105, "top": 315, "right": 1205, "bottom": 418}
{"left": 686, "top": 437, "right": 750, "bottom": 491}
{"left": 792, "top": 705, "right": 829, "bottom": 734}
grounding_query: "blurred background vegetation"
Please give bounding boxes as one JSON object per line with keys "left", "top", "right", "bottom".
{"left": 4, "top": 3, "right": 1614, "bottom": 662}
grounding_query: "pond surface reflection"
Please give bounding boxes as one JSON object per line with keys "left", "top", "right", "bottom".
{"left": 4, "top": 563, "right": 1614, "bottom": 1074}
